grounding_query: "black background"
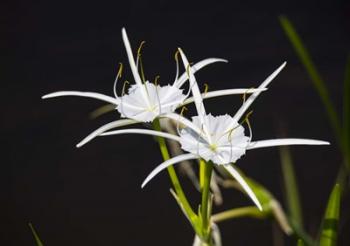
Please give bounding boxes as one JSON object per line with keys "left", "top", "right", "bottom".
{"left": 5, "top": 0, "right": 350, "bottom": 245}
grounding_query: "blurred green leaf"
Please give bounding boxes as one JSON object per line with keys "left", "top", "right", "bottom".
{"left": 289, "top": 220, "right": 315, "bottom": 246}
{"left": 319, "top": 184, "right": 341, "bottom": 246}
{"left": 279, "top": 146, "right": 303, "bottom": 227}
{"left": 28, "top": 223, "right": 44, "bottom": 246}
{"left": 89, "top": 103, "right": 115, "bottom": 119}
{"left": 297, "top": 239, "right": 304, "bottom": 246}
{"left": 343, "top": 56, "right": 350, "bottom": 165}
{"left": 279, "top": 16, "right": 342, "bottom": 144}
{"left": 212, "top": 206, "right": 265, "bottom": 223}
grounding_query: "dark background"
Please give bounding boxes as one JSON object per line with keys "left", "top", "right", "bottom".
{"left": 5, "top": 0, "right": 350, "bottom": 245}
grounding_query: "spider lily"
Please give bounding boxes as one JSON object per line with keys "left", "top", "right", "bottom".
{"left": 42, "top": 28, "right": 265, "bottom": 147}
{"left": 140, "top": 49, "right": 330, "bottom": 210}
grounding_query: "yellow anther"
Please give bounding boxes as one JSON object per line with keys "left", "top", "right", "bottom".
{"left": 137, "top": 41, "right": 146, "bottom": 57}
{"left": 180, "top": 106, "right": 188, "bottom": 116}
{"left": 154, "top": 75, "right": 160, "bottom": 85}
{"left": 121, "top": 80, "right": 130, "bottom": 96}
{"left": 185, "top": 63, "right": 194, "bottom": 77}
{"left": 174, "top": 50, "right": 180, "bottom": 62}
{"left": 204, "top": 83, "right": 209, "bottom": 95}
{"left": 117, "top": 62, "right": 123, "bottom": 78}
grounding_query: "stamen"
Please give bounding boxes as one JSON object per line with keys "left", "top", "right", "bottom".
{"left": 184, "top": 62, "right": 196, "bottom": 97}
{"left": 136, "top": 41, "right": 146, "bottom": 68}
{"left": 176, "top": 106, "right": 188, "bottom": 135}
{"left": 173, "top": 50, "right": 180, "bottom": 84}
{"left": 241, "top": 110, "right": 254, "bottom": 141}
{"left": 136, "top": 41, "right": 147, "bottom": 83}
{"left": 121, "top": 80, "right": 130, "bottom": 96}
{"left": 113, "top": 62, "right": 123, "bottom": 98}
{"left": 180, "top": 106, "right": 188, "bottom": 116}
{"left": 242, "top": 87, "right": 254, "bottom": 103}
{"left": 119, "top": 80, "right": 130, "bottom": 118}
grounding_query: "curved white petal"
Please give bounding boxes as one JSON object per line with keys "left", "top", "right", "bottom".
{"left": 121, "top": 28, "right": 143, "bottom": 86}
{"left": 175, "top": 58, "right": 228, "bottom": 88}
{"left": 223, "top": 165, "right": 262, "bottom": 211}
{"left": 178, "top": 48, "right": 212, "bottom": 143}
{"left": 76, "top": 119, "right": 139, "bottom": 148}
{"left": 141, "top": 153, "right": 198, "bottom": 188}
{"left": 247, "top": 138, "right": 330, "bottom": 150}
{"left": 180, "top": 88, "right": 267, "bottom": 106}
{"left": 42, "top": 91, "right": 119, "bottom": 105}
{"left": 121, "top": 28, "right": 150, "bottom": 106}
{"left": 100, "top": 128, "right": 182, "bottom": 143}
{"left": 232, "top": 62, "right": 287, "bottom": 122}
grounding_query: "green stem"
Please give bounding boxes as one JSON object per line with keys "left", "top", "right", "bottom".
{"left": 152, "top": 119, "right": 197, "bottom": 221}
{"left": 212, "top": 206, "right": 266, "bottom": 223}
{"left": 200, "top": 161, "right": 213, "bottom": 242}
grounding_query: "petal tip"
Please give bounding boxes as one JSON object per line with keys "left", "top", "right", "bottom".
{"left": 76, "top": 142, "right": 83, "bottom": 148}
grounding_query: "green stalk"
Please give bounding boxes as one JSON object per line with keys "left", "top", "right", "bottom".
{"left": 200, "top": 161, "right": 213, "bottom": 242}
{"left": 152, "top": 119, "right": 197, "bottom": 222}
{"left": 28, "top": 223, "right": 44, "bottom": 246}
{"left": 212, "top": 206, "right": 266, "bottom": 223}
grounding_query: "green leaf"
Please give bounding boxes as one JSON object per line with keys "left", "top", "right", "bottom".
{"left": 297, "top": 239, "right": 304, "bottom": 246}
{"left": 279, "top": 146, "right": 303, "bottom": 227}
{"left": 319, "top": 184, "right": 341, "bottom": 246}
{"left": 343, "top": 56, "right": 350, "bottom": 167}
{"left": 279, "top": 16, "right": 342, "bottom": 144}
{"left": 28, "top": 223, "right": 44, "bottom": 246}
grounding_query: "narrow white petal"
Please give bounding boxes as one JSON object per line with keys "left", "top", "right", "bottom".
{"left": 101, "top": 129, "right": 182, "bottom": 143}
{"left": 181, "top": 88, "right": 267, "bottom": 106}
{"left": 121, "top": 28, "right": 143, "bottom": 86}
{"left": 178, "top": 48, "right": 212, "bottom": 142}
{"left": 247, "top": 138, "right": 330, "bottom": 150}
{"left": 178, "top": 49, "right": 206, "bottom": 117}
{"left": 121, "top": 28, "right": 150, "bottom": 105}
{"left": 42, "top": 91, "right": 119, "bottom": 105}
{"left": 175, "top": 58, "right": 228, "bottom": 88}
{"left": 76, "top": 119, "right": 139, "bottom": 148}
{"left": 232, "top": 62, "right": 287, "bottom": 122}
{"left": 141, "top": 153, "right": 198, "bottom": 188}
{"left": 223, "top": 165, "right": 263, "bottom": 211}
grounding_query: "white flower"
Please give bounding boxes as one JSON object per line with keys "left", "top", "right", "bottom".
{"left": 140, "top": 49, "right": 329, "bottom": 210}
{"left": 43, "top": 28, "right": 265, "bottom": 146}
{"left": 117, "top": 81, "right": 187, "bottom": 122}
{"left": 179, "top": 114, "right": 249, "bottom": 165}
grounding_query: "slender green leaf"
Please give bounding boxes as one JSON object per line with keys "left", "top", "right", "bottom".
{"left": 279, "top": 146, "right": 303, "bottom": 227}
{"left": 319, "top": 184, "right": 341, "bottom": 246}
{"left": 343, "top": 56, "right": 350, "bottom": 167}
{"left": 28, "top": 223, "right": 44, "bottom": 246}
{"left": 279, "top": 16, "right": 342, "bottom": 144}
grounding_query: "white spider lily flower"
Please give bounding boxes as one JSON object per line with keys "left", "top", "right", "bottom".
{"left": 42, "top": 28, "right": 266, "bottom": 147}
{"left": 141, "top": 50, "right": 329, "bottom": 211}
